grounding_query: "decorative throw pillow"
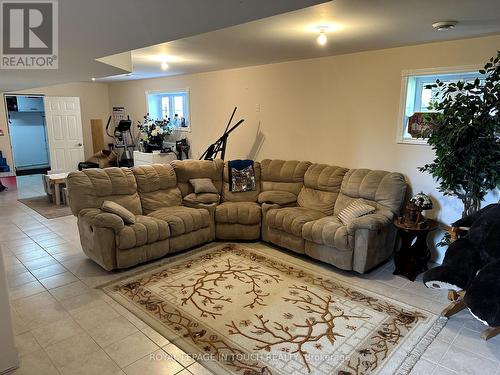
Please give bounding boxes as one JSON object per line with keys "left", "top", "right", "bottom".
{"left": 231, "top": 165, "right": 256, "bottom": 192}
{"left": 183, "top": 193, "right": 220, "bottom": 205}
{"left": 189, "top": 178, "right": 218, "bottom": 194}
{"left": 338, "top": 199, "right": 375, "bottom": 225}
{"left": 101, "top": 201, "right": 136, "bottom": 224}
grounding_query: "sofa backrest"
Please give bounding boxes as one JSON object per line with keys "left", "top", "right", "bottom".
{"left": 260, "top": 159, "right": 311, "bottom": 196}
{"left": 67, "top": 167, "right": 142, "bottom": 216}
{"left": 334, "top": 169, "right": 407, "bottom": 216}
{"left": 131, "top": 164, "right": 182, "bottom": 214}
{"left": 171, "top": 159, "right": 224, "bottom": 197}
{"left": 297, "top": 164, "right": 348, "bottom": 215}
{"left": 222, "top": 161, "right": 261, "bottom": 202}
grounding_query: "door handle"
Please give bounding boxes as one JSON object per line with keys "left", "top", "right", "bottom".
{"left": 77, "top": 143, "right": 82, "bottom": 147}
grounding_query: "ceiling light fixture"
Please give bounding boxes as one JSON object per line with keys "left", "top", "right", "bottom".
{"left": 432, "top": 21, "right": 458, "bottom": 31}
{"left": 161, "top": 61, "right": 169, "bottom": 70}
{"left": 316, "top": 26, "right": 329, "bottom": 46}
{"left": 91, "top": 77, "right": 96, "bottom": 81}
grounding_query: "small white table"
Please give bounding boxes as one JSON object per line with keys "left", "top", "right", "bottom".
{"left": 133, "top": 151, "right": 177, "bottom": 166}
{"left": 45, "top": 173, "right": 69, "bottom": 205}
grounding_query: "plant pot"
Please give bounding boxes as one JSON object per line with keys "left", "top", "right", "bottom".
{"left": 145, "top": 143, "right": 162, "bottom": 153}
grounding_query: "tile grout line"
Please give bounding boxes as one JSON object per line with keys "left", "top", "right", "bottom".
{"left": 3, "top": 193, "right": 493, "bottom": 375}
{"left": 450, "top": 325, "right": 500, "bottom": 364}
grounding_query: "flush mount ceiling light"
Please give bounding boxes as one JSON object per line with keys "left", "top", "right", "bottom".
{"left": 145, "top": 54, "right": 183, "bottom": 63}
{"left": 432, "top": 21, "right": 458, "bottom": 31}
{"left": 161, "top": 61, "right": 169, "bottom": 70}
{"left": 316, "top": 26, "right": 329, "bottom": 46}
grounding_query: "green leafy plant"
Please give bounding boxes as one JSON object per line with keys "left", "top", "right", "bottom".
{"left": 419, "top": 51, "right": 500, "bottom": 217}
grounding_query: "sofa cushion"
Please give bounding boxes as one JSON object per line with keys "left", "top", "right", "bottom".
{"left": 132, "top": 164, "right": 182, "bottom": 214}
{"left": 297, "top": 164, "right": 348, "bottom": 215}
{"left": 148, "top": 206, "right": 210, "bottom": 237}
{"left": 67, "top": 167, "right": 142, "bottom": 216}
{"left": 171, "top": 159, "right": 223, "bottom": 197}
{"left": 334, "top": 169, "right": 406, "bottom": 216}
{"left": 302, "top": 216, "right": 351, "bottom": 251}
{"left": 116, "top": 215, "right": 170, "bottom": 250}
{"left": 260, "top": 159, "right": 311, "bottom": 195}
{"left": 215, "top": 202, "right": 261, "bottom": 225}
{"left": 183, "top": 193, "right": 220, "bottom": 205}
{"left": 101, "top": 201, "right": 136, "bottom": 224}
{"left": 258, "top": 191, "right": 296, "bottom": 205}
{"left": 266, "top": 207, "right": 326, "bottom": 237}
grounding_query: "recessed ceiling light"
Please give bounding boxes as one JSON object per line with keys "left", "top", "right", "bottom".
{"left": 161, "top": 61, "right": 169, "bottom": 70}
{"left": 432, "top": 21, "right": 458, "bottom": 31}
{"left": 316, "top": 26, "right": 329, "bottom": 46}
{"left": 91, "top": 77, "right": 96, "bottom": 81}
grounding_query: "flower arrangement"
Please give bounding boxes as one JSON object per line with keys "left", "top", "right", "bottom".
{"left": 409, "top": 192, "right": 433, "bottom": 211}
{"left": 403, "top": 192, "right": 433, "bottom": 227}
{"left": 137, "top": 114, "right": 173, "bottom": 152}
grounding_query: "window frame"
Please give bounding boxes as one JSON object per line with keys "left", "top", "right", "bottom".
{"left": 145, "top": 88, "right": 191, "bottom": 132}
{"left": 396, "top": 65, "right": 483, "bottom": 145}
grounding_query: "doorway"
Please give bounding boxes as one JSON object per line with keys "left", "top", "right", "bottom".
{"left": 2, "top": 95, "right": 84, "bottom": 199}
{"left": 43, "top": 97, "right": 84, "bottom": 173}
{"left": 4, "top": 94, "right": 50, "bottom": 176}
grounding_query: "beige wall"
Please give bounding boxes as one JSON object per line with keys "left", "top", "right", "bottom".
{"left": 108, "top": 35, "right": 500, "bottom": 261}
{"left": 0, "top": 82, "right": 111, "bottom": 170}
{"left": 0, "top": 35, "right": 498, "bottom": 261}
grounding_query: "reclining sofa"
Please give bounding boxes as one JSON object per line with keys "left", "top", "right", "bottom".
{"left": 67, "top": 159, "right": 406, "bottom": 273}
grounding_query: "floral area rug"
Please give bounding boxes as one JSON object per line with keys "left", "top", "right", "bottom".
{"left": 101, "top": 244, "right": 445, "bottom": 375}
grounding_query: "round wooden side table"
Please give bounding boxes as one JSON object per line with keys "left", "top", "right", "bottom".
{"left": 393, "top": 218, "right": 438, "bottom": 281}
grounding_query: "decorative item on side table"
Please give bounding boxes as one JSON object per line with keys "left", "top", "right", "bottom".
{"left": 394, "top": 192, "right": 436, "bottom": 281}
{"left": 404, "top": 191, "right": 433, "bottom": 228}
{"left": 137, "top": 114, "right": 174, "bottom": 153}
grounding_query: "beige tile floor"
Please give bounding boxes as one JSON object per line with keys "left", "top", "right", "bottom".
{"left": 1, "top": 175, "right": 500, "bottom": 375}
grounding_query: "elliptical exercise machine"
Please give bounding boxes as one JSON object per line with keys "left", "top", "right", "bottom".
{"left": 199, "top": 107, "right": 245, "bottom": 160}
{"left": 106, "top": 115, "right": 135, "bottom": 167}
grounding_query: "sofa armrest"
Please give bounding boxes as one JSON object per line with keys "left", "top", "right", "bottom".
{"left": 183, "top": 193, "right": 220, "bottom": 205}
{"left": 348, "top": 210, "right": 397, "bottom": 273}
{"left": 346, "top": 211, "right": 393, "bottom": 235}
{"left": 182, "top": 201, "right": 217, "bottom": 220}
{"left": 182, "top": 201, "right": 217, "bottom": 211}
{"left": 258, "top": 191, "right": 297, "bottom": 206}
{"left": 182, "top": 201, "right": 217, "bottom": 240}
{"left": 261, "top": 202, "right": 282, "bottom": 216}
{"left": 78, "top": 208, "right": 125, "bottom": 233}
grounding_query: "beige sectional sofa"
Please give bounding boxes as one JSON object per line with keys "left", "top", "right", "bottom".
{"left": 67, "top": 158, "right": 406, "bottom": 273}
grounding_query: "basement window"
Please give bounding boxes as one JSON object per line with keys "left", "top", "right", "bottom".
{"left": 146, "top": 89, "right": 190, "bottom": 131}
{"left": 397, "top": 69, "right": 484, "bottom": 144}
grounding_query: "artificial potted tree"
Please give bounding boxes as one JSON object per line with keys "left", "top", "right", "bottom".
{"left": 419, "top": 51, "right": 500, "bottom": 217}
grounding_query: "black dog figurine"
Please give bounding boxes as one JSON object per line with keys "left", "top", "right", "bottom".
{"left": 423, "top": 203, "right": 500, "bottom": 333}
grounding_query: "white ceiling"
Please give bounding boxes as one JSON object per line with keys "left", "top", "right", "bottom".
{"left": 0, "top": 0, "right": 325, "bottom": 92}
{"left": 97, "top": 0, "right": 500, "bottom": 82}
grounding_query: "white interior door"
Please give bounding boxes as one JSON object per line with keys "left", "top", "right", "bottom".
{"left": 44, "top": 97, "right": 84, "bottom": 173}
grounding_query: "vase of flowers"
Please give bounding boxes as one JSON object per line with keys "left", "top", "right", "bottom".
{"left": 137, "top": 114, "right": 174, "bottom": 153}
{"left": 406, "top": 192, "right": 433, "bottom": 227}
